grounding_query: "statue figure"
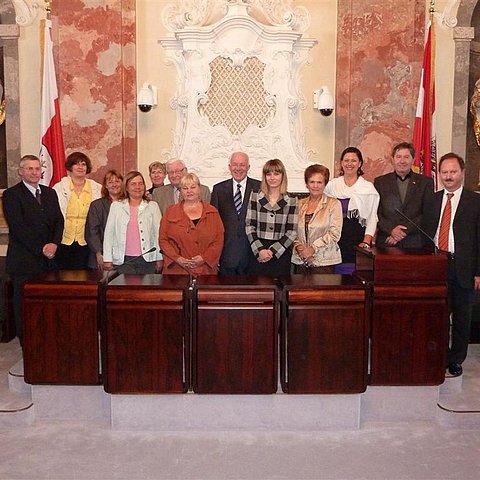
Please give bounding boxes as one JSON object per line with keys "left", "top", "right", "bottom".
{"left": 469, "top": 78, "right": 480, "bottom": 147}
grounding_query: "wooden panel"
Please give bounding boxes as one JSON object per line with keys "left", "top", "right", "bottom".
{"left": 370, "top": 298, "right": 449, "bottom": 385}
{"left": 355, "top": 247, "right": 448, "bottom": 284}
{"left": 196, "top": 289, "right": 274, "bottom": 303}
{"left": 287, "top": 289, "right": 365, "bottom": 303}
{"left": 23, "top": 298, "right": 100, "bottom": 385}
{"left": 104, "top": 304, "right": 186, "bottom": 393}
{"left": 284, "top": 304, "right": 368, "bottom": 393}
{"left": 106, "top": 288, "right": 183, "bottom": 304}
{"left": 194, "top": 306, "right": 277, "bottom": 394}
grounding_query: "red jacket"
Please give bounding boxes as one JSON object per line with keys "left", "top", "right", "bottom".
{"left": 159, "top": 202, "right": 224, "bottom": 275}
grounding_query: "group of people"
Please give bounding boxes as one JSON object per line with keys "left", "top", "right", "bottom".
{"left": 3, "top": 143, "right": 480, "bottom": 378}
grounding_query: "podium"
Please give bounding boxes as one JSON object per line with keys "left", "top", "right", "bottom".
{"left": 23, "top": 270, "right": 105, "bottom": 385}
{"left": 355, "top": 247, "right": 449, "bottom": 386}
{"left": 193, "top": 276, "right": 278, "bottom": 394}
{"left": 280, "top": 275, "right": 369, "bottom": 394}
{"left": 104, "top": 274, "right": 190, "bottom": 393}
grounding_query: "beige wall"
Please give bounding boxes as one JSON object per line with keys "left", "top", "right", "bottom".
{"left": 16, "top": 1, "right": 458, "bottom": 186}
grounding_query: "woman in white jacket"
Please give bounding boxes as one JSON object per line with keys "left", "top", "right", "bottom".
{"left": 53, "top": 152, "right": 102, "bottom": 269}
{"left": 103, "top": 171, "right": 163, "bottom": 274}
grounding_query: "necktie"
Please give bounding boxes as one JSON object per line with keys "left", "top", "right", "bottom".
{"left": 438, "top": 193, "right": 454, "bottom": 251}
{"left": 35, "top": 188, "right": 41, "bottom": 205}
{"left": 174, "top": 187, "right": 180, "bottom": 204}
{"left": 234, "top": 183, "right": 242, "bottom": 214}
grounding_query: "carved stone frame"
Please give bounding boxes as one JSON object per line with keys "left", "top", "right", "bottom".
{"left": 160, "top": 1, "right": 316, "bottom": 185}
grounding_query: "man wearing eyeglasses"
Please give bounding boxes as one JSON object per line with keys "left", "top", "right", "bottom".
{"left": 152, "top": 158, "right": 211, "bottom": 215}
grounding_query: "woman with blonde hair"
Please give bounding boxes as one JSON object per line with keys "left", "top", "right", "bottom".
{"left": 103, "top": 171, "right": 163, "bottom": 274}
{"left": 245, "top": 159, "right": 297, "bottom": 277}
{"left": 159, "top": 173, "right": 224, "bottom": 275}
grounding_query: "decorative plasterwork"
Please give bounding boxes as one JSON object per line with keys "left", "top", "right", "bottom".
{"left": 162, "top": 0, "right": 311, "bottom": 33}
{"left": 160, "top": 0, "right": 316, "bottom": 182}
{"left": 11, "top": 0, "right": 39, "bottom": 27}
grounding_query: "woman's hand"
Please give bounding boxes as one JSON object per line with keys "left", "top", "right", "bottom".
{"left": 300, "top": 246, "right": 315, "bottom": 261}
{"left": 103, "top": 262, "right": 113, "bottom": 271}
{"left": 257, "top": 249, "right": 273, "bottom": 263}
{"left": 176, "top": 256, "right": 192, "bottom": 270}
{"left": 189, "top": 255, "right": 205, "bottom": 269}
{"left": 96, "top": 252, "right": 104, "bottom": 270}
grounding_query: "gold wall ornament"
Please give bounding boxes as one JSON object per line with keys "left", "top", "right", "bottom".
{"left": 470, "top": 79, "right": 480, "bottom": 147}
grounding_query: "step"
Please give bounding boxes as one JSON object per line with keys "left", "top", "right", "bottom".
{"left": 110, "top": 392, "right": 362, "bottom": 431}
{"left": 8, "top": 358, "right": 31, "bottom": 395}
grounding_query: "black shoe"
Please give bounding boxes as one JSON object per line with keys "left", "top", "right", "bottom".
{"left": 447, "top": 363, "right": 463, "bottom": 377}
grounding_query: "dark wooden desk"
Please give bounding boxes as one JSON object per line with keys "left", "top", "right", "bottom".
{"left": 193, "top": 276, "right": 279, "bottom": 394}
{"left": 355, "top": 247, "right": 449, "bottom": 386}
{"left": 104, "top": 274, "right": 189, "bottom": 394}
{"left": 23, "top": 270, "right": 105, "bottom": 385}
{"left": 280, "top": 275, "right": 369, "bottom": 394}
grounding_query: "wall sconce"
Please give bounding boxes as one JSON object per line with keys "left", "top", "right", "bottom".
{"left": 313, "top": 86, "right": 334, "bottom": 117}
{"left": 137, "top": 83, "right": 157, "bottom": 113}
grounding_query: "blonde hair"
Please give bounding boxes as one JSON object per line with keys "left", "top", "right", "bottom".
{"left": 260, "top": 159, "right": 288, "bottom": 196}
{"left": 179, "top": 172, "right": 200, "bottom": 189}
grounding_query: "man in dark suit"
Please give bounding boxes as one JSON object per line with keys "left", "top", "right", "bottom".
{"left": 374, "top": 142, "right": 434, "bottom": 248}
{"left": 423, "top": 152, "right": 480, "bottom": 377}
{"left": 211, "top": 152, "right": 261, "bottom": 275}
{"left": 2, "top": 155, "right": 64, "bottom": 342}
{"left": 152, "top": 158, "right": 210, "bottom": 215}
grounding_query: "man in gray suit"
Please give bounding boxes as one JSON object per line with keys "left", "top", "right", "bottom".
{"left": 374, "top": 142, "right": 434, "bottom": 248}
{"left": 152, "top": 158, "right": 210, "bottom": 215}
{"left": 211, "top": 152, "right": 261, "bottom": 275}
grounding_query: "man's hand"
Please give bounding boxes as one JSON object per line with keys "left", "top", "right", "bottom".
{"left": 42, "top": 243, "right": 57, "bottom": 259}
{"left": 390, "top": 225, "right": 408, "bottom": 243}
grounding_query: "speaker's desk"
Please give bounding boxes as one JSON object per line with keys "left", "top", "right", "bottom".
{"left": 104, "top": 274, "right": 190, "bottom": 394}
{"left": 193, "top": 276, "right": 279, "bottom": 394}
{"left": 355, "top": 246, "right": 449, "bottom": 386}
{"left": 279, "top": 274, "right": 369, "bottom": 394}
{"left": 23, "top": 270, "right": 105, "bottom": 385}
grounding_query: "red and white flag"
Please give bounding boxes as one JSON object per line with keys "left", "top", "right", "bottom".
{"left": 39, "top": 19, "right": 66, "bottom": 187}
{"left": 412, "top": 21, "right": 437, "bottom": 188}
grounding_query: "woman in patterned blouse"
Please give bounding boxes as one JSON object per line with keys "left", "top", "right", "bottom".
{"left": 245, "top": 159, "right": 297, "bottom": 277}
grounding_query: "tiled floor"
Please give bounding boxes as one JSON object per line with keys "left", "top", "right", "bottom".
{"left": 1, "top": 339, "right": 480, "bottom": 480}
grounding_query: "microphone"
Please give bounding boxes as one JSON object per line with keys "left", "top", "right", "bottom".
{"left": 394, "top": 208, "right": 437, "bottom": 254}
{"left": 158, "top": 248, "right": 196, "bottom": 290}
{"left": 104, "top": 246, "right": 158, "bottom": 281}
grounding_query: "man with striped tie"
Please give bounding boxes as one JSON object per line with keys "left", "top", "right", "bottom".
{"left": 424, "top": 152, "right": 480, "bottom": 377}
{"left": 211, "top": 152, "right": 261, "bottom": 275}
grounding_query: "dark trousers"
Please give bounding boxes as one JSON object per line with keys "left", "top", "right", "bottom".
{"left": 448, "top": 258, "right": 475, "bottom": 365}
{"left": 56, "top": 242, "right": 89, "bottom": 270}
{"left": 117, "top": 256, "right": 157, "bottom": 274}
{"left": 10, "top": 274, "right": 32, "bottom": 342}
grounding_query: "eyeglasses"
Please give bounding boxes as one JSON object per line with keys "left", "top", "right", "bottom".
{"left": 167, "top": 168, "right": 186, "bottom": 176}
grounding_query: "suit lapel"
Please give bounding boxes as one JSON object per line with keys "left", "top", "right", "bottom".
{"left": 453, "top": 189, "right": 468, "bottom": 222}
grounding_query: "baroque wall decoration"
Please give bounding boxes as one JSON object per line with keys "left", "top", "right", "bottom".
{"left": 160, "top": 0, "right": 317, "bottom": 186}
